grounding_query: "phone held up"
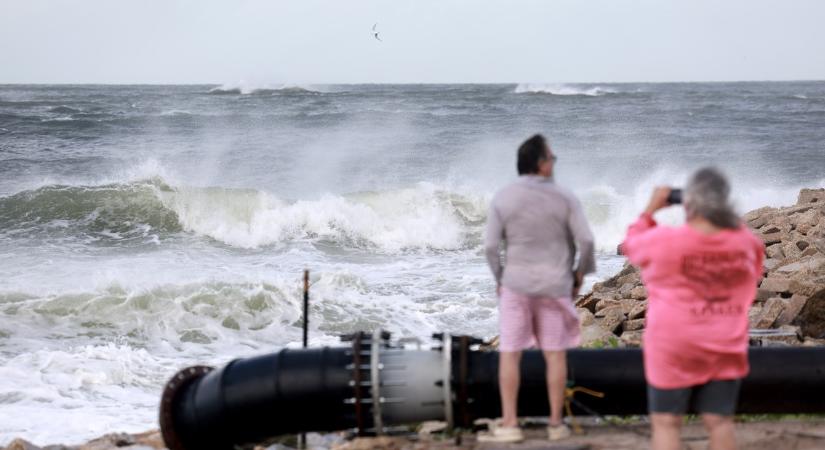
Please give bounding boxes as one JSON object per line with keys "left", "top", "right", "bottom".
{"left": 667, "top": 188, "right": 682, "bottom": 205}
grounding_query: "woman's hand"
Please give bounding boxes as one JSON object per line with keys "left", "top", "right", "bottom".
{"left": 645, "top": 186, "right": 673, "bottom": 215}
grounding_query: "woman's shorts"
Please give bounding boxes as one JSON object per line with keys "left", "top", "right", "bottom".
{"left": 498, "top": 286, "right": 580, "bottom": 352}
{"left": 648, "top": 379, "right": 742, "bottom": 416}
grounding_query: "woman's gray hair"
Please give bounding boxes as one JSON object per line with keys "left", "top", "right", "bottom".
{"left": 684, "top": 167, "right": 741, "bottom": 229}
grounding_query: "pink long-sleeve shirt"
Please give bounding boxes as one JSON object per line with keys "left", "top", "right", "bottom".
{"left": 622, "top": 213, "right": 764, "bottom": 389}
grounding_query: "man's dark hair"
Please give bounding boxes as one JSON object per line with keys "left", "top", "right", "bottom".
{"left": 517, "top": 134, "right": 548, "bottom": 175}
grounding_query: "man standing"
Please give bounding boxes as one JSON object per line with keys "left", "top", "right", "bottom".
{"left": 481, "top": 134, "right": 596, "bottom": 443}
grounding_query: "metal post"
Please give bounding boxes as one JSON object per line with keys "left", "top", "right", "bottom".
{"left": 303, "top": 269, "right": 309, "bottom": 348}
{"left": 299, "top": 269, "right": 309, "bottom": 449}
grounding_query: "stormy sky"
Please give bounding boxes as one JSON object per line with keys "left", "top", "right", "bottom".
{"left": 1, "top": 0, "right": 824, "bottom": 84}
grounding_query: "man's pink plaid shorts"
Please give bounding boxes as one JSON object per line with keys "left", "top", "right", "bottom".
{"left": 498, "top": 286, "right": 581, "bottom": 352}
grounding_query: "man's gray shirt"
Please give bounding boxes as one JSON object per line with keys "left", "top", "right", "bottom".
{"left": 484, "top": 175, "right": 596, "bottom": 298}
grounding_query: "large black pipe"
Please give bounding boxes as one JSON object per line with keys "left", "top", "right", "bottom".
{"left": 159, "top": 336, "right": 825, "bottom": 450}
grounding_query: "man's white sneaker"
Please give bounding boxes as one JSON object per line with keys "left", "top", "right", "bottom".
{"left": 477, "top": 426, "right": 524, "bottom": 443}
{"left": 547, "top": 423, "right": 572, "bottom": 440}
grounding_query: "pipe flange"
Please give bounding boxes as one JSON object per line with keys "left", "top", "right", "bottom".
{"left": 159, "top": 365, "right": 214, "bottom": 450}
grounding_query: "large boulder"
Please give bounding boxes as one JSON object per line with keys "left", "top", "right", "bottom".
{"left": 794, "top": 288, "right": 825, "bottom": 339}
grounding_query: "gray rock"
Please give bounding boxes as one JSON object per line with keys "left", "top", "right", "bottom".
{"left": 580, "top": 323, "right": 621, "bottom": 348}
{"left": 596, "top": 307, "right": 625, "bottom": 334}
{"left": 761, "top": 232, "right": 783, "bottom": 246}
{"left": 577, "top": 308, "right": 595, "bottom": 327}
{"left": 754, "top": 297, "right": 785, "bottom": 329}
{"left": 798, "top": 188, "right": 825, "bottom": 205}
{"left": 760, "top": 276, "right": 791, "bottom": 294}
{"left": 623, "top": 318, "right": 646, "bottom": 332}
{"left": 765, "top": 243, "right": 785, "bottom": 259}
{"left": 776, "top": 294, "right": 809, "bottom": 327}
{"left": 793, "top": 287, "right": 825, "bottom": 339}
{"left": 620, "top": 330, "right": 644, "bottom": 347}
{"left": 628, "top": 301, "right": 648, "bottom": 320}
{"left": 630, "top": 286, "right": 648, "bottom": 300}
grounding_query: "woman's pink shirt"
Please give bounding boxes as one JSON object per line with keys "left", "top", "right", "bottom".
{"left": 623, "top": 214, "right": 765, "bottom": 389}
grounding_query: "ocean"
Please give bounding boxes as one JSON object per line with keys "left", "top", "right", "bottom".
{"left": 1, "top": 82, "right": 824, "bottom": 445}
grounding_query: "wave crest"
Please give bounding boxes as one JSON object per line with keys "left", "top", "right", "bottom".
{"left": 208, "top": 82, "right": 326, "bottom": 95}
{"left": 0, "top": 179, "right": 487, "bottom": 252}
{"left": 514, "top": 83, "right": 615, "bottom": 96}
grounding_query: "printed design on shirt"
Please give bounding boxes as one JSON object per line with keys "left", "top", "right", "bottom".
{"left": 681, "top": 250, "right": 752, "bottom": 316}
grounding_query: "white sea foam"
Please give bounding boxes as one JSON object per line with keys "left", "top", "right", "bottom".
{"left": 208, "top": 81, "right": 327, "bottom": 95}
{"left": 156, "top": 182, "right": 485, "bottom": 251}
{"left": 514, "top": 83, "right": 616, "bottom": 96}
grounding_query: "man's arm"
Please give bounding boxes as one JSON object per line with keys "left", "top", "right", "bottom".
{"left": 484, "top": 203, "right": 505, "bottom": 293}
{"left": 568, "top": 196, "right": 596, "bottom": 278}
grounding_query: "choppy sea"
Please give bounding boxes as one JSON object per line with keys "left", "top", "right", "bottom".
{"left": 1, "top": 81, "right": 824, "bottom": 445}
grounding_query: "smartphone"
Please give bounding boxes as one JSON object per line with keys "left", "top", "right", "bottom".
{"left": 667, "top": 189, "right": 683, "bottom": 205}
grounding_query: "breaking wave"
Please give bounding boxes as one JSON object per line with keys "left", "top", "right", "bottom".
{"left": 514, "top": 83, "right": 616, "bottom": 96}
{"left": 208, "top": 82, "right": 327, "bottom": 95}
{"left": 0, "top": 179, "right": 487, "bottom": 251}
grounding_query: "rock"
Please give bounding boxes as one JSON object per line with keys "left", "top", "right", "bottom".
{"left": 616, "top": 272, "right": 640, "bottom": 287}
{"left": 578, "top": 308, "right": 595, "bottom": 326}
{"left": 623, "top": 318, "right": 646, "bottom": 332}
{"left": 794, "top": 209, "right": 821, "bottom": 235}
{"left": 619, "top": 283, "right": 635, "bottom": 298}
{"left": 628, "top": 301, "right": 648, "bottom": 320}
{"left": 755, "top": 288, "right": 775, "bottom": 303}
{"left": 580, "top": 323, "right": 621, "bottom": 348}
{"left": 798, "top": 188, "right": 825, "bottom": 205}
{"left": 743, "top": 206, "right": 778, "bottom": 224}
{"left": 620, "top": 298, "right": 639, "bottom": 315}
{"left": 782, "top": 241, "right": 803, "bottom": 260}
{"left": 814, "top": 238, "right": 825, "bottom": 254}
{"left": 794, "top": 287, "right": 825, "bottom": 339}
{"left": 595, "top": 304, "right": 623, "bottom": 318}
{"left": 748, "top": 305, "right": 763, "bottom": 328}
{"left": 789, "top": 278, "right": 823, "bottom": 297}
{"left": 630, "top": 286, "right": 648, "bottom": 300}
{"left": 760, "top": 276, "right": 791, "bottom": 294}
{"left": 747, "top": 215, "right": 768, "bottom": 229}
{"left": 776, "top": 255, "right": 825, "bottom": 275}
{"left": 763, "top": 258, "right": 781, "bottom": 272}
{"left": 801, "top": 246, "right": 820, "bottom": 258}
{"left": 596, "top": 307, "right": 625, "bottom": 334}
{"left": 754, "top": 297, "right": 785, "bottom": 329}
{"left": 4, "top": 439, "right": 44, "bottom": 450}
{"left": 776, "top": 294, "right": 809, "bottom": 327}
{"left": 595, "top": 298, "right": 622, "bottom": 312}
{"left": 620, "top": 330, "right": 644, "bottom": 347}
{"left": 760, "top": 232, "right": 783, "bottom": 246}
{"left": 765, "top": 244, "right": 785, "bottom": 260}
{"left": 575, "top": 293, "right": 600, "bottom": 312}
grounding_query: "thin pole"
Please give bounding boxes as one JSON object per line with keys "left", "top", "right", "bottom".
{"left": 302, "top": 269, "right": 309, "bottom": 348}
{"left": 300, "top": 269, "right": 309, "bottom": 449}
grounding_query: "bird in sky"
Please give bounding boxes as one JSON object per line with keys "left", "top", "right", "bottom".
{"left": 372, "top": 23, "right": 382, "bottom": 42}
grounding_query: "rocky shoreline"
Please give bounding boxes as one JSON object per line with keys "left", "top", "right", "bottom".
{"left": 5, "top": 189, "right": 825, "bottom": 450}
{"left": 576, "top": 188, "right": 825, "bottom": 348}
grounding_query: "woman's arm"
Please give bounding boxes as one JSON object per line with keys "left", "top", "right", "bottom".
{"left": 622, "top": 187, "right": 672, "bottom": 267}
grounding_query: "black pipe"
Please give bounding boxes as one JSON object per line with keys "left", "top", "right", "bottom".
{"left": 160, "top": 338, "right": 825, "bottom": 450}
{"left": 161, "top": 348, "right": 355, "bottom": 450}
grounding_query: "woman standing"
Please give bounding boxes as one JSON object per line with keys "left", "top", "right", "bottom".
{"left": 622, "top": 168, "right": 764, "bottom": 450}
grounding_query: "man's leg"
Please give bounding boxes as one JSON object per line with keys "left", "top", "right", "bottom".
{"left": 701, "top": 414, "right": 736, "bottom": 450}
{"left": 499, "top": 351, "right": 522, "bottom": 428}
{"left": 542, "top": 350, "right": 566, "bottom": 426}
{"left": 650, "top": 413, "right": 683, "bottom": 450}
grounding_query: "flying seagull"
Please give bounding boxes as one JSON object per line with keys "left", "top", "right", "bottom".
{"left": 372, "top": 23, "right": 382, "bottom": 42}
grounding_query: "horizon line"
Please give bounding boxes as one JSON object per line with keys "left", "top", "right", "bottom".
{"left": 1, "top": 78, "right": 824, "bottom": 87}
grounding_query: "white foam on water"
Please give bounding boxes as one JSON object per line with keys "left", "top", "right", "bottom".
{"left": 514, "top": 83, "right": 616, "bottom": 96}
